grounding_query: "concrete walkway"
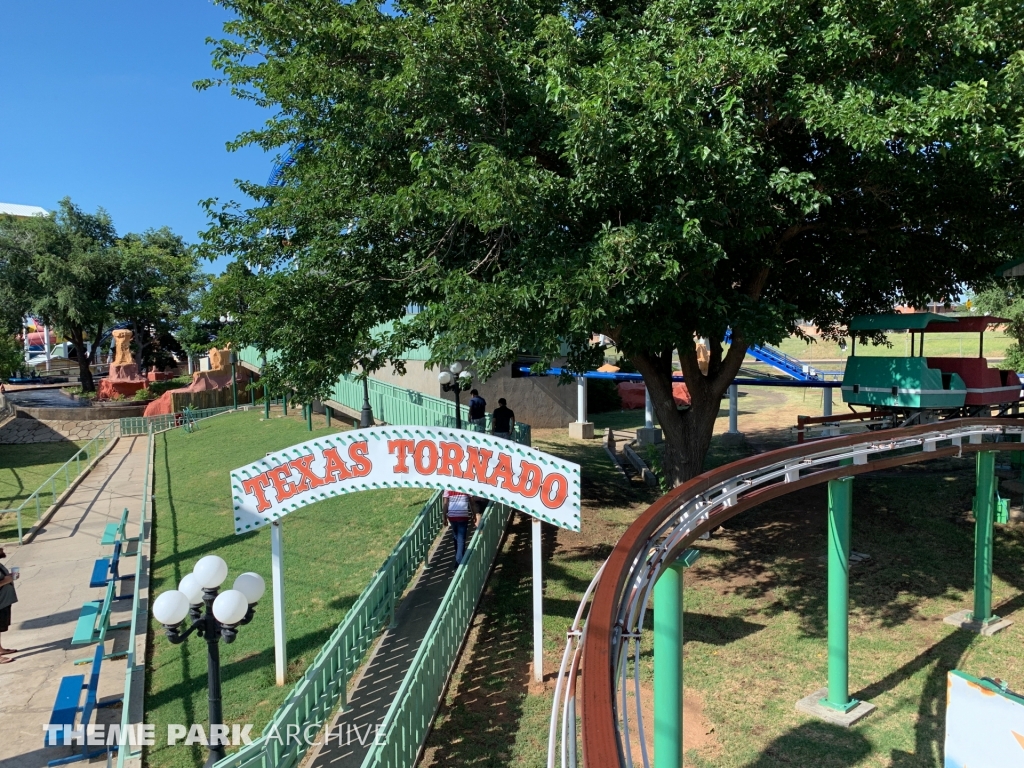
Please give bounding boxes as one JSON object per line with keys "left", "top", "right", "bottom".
{"left": 0, "top": 435, "right": 149, "bottom": 768}
{"left": 303, "top": 526, "right": 467, "bottom": 768}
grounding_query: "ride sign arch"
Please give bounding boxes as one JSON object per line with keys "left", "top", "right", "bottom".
{"left": 230, "top": 426, "right": 581, "bottom": 532}
{"left": 229, "top": 426, "right": 581, "bottom": 685}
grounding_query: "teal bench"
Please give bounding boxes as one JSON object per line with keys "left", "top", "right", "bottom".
{"left": 100, "top": 508, "right": 136, "bottom": 547}
{"left": 71, "top": 579, "right": 130, "bottom": 655}
{"left": 45, "top": 644, "right": 121, "bottom": 765}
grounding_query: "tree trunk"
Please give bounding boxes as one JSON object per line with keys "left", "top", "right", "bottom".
{"left": 71, "top": 329, "right": 95, "bottom": 392}
{"left": 632, "top": 337, "right": 748, "bottom": 485}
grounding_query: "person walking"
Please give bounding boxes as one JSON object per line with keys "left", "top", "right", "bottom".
{"left": 0, "top": 546, "right": 19, "bottom": 663}
{"left": 491, "top": 398, "right": 516, "bottom": 440}
{"left": 442, "top": 489, "right": 479, "bottom": 565}
{"left": 467, "top": 389, "right": 487, "bottom": 432}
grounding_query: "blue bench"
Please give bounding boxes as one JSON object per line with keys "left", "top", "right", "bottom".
{"left": 45, "top": 644, "right": 122, "bottom": 766}
{"left": 88, "top": 541, "right": 134, "bottom": 592}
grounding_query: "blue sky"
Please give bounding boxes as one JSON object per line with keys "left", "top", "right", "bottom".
{"left": 0, "top": 1, "right": 270, "bottom": 273}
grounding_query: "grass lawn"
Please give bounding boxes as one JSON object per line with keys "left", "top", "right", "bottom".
{"left": 146, "top": 407, "right": 430, "bottom": 768}
{"left": 0, "top": 440, "right": 86, "bottom": 541}
{"left": 421, "top": 388, "right": 1024, "bottom": 767}
{"left": 774, "top": 330, "right": 1013, "bottom": 362}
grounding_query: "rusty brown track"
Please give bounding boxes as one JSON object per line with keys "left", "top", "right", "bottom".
{"left": 579, "top": 418, "right": 1024, "bottom": 766}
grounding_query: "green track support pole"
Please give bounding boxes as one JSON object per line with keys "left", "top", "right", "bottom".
{"left": 654, "top": 549, "right": 700, "bottom": 768}
{"left": 325, "top": 406, "right": 331, "bottom": 427}
{"left": 822, "top": 475, "right": 857, "bottom": 712}
{"left": 306, "top": 404, "right": 313, "bottom": 431}
{"left": 282, "top": 392, "right": 288, "bottom": 416}
{"left": 231, "top": 359, "right": 238, "bottom": 409}
{"left": 972, "top": 451, "right": 996, "bottom": 624}
{"left": 264, "top": 384, "right": 270, "bottom": 419}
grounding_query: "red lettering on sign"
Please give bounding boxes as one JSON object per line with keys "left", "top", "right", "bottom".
{"left": 510, "top": 460, "right": 543, "bottom": 498}
{"left": 437, "top": 442, "right": 465, "bottom": 477}
{"left": 463, "top": 446, "right": 493, "bottom": 484}
{"left": 289, "top": 455, "right": 325, "bottom": 492}
{"left": 321, "top": 447, "right": 354, "bottom": 483}
{"left": 269, "top": 466, "right": 296, "bottom": 503}
{"left": 241, "top": 475, "right": 274, "bottom": 513}
{"left": 541, "top": 472, "right": 569, "bottom": 509}
{"left": 487, "top": 453, "right": 515, "bottom": 490}
{"left": 413, "top": 440, "right": 438, "bottom": 475}
{"left": 388, "top": 439, "right": 415, "bottom": 473}
{"left": 348, "top": 442, "right": 372, "bottom": 477}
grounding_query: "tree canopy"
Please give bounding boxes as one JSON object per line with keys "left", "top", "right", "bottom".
{"left": 201, "top": 0, "right": 1024, "bottom": 482}
{"left": 0, "top": 199, "right": 203, "bottom": 391}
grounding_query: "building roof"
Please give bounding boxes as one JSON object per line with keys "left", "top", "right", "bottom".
{"left": 0, "top": 202, "right": 49, "bottom": 218}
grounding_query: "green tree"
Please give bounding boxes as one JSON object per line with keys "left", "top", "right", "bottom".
{"left": 0, "top": 214, "right": 40, "bottom": 335}
{"left": 0, "top": 334, "right": 24, "bottom": 380}
{"left": 972, "top": 283, "right": 1024, "bottom": 370}
{"left": 113, "top": 228, "right": 204, "bottom": 370}
{"left": 26, "top": 199, "right": 120, "bottom": 392}
{"left": 201, "top": 0, "right": 1024, "bottom": 483}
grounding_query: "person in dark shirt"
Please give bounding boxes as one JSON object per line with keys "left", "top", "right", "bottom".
{"left": 491, "top": 399, "right": 515, "bottom": 440}
{"left": 467, "top": 389, "right": 487, "bottom": 432}
{"left": 0, "top": 546, "right": 19, "bottom": 663}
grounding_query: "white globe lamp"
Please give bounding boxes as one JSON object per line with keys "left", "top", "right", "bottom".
{"left": 193, "top": 555, "right": 228, "bottom": 590}
{"left": 178, "top": 573, "right": 204, "bottom": 605}
{"left": 153, "top": 590, "right": 190, "bottom": 626}
{"left": 233, "top": 572, "right": 266, "bottom": 604}
{"left": 449, "top": 361, "right": 463, "bottom": 374}
{"left": 438, "top": 371, "right": 452, "bottom": 385}
{"left": 212, "top": 590, "right": 249, "bottom": 626}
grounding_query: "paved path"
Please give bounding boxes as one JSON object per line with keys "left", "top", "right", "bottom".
{"left": 0, "top": 435, "right": 149, "bottom": 768}
{"left": 304, "top": 526, "right": 467, "bottom": 768}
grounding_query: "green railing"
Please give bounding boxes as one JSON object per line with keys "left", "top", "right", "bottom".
{"left": 237, "top": 347, "right": 531, "bottom": 446}
{"left": 213, "top": 491, "right": 447, "bottom": 768}
{"left": 361, "top": 502, "right": 512, "bottom": 768}
{"left": 119, "top": 405, "right": 238, "bottom": 436}
{"left": 0, "top": 420, "right": 119, "bottom": 544}
{"left": 116, "top": 424, "right": 154, "bottom": 768}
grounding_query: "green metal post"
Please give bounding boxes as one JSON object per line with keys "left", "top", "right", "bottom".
{"left": 822, "top": 475, "right": 857, "bottom": 712}
{"left": 282, "top": 392, "right": 288, "bottom": 416}
{"left": 264, "top": 384, "right": 270, "bottom": 420}
{"left": 306, "top": 403, "right": 313, "bottom": 431}
{"left": 972, "top": 451, "right": 996, "bottom": 624}
{"left": 654, "top": 548, "right": 700, "bottom": 768}
{"left": 325, "top": 406, "right": 331, "bottom": 427}
{"left": 231, "top": 359, "right": 238, "bottom": 409}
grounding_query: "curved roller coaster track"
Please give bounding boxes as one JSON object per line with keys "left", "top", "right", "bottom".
{"left": 548, "top": 417, "right": 1024, "bottom": 768}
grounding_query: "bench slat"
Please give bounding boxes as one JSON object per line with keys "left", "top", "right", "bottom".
{"left": 99, "top": 523, "right": 119, "bottom": 547}
{"left": 71, "top": 602, "right": 100, "bottom": 645}
{"left": 47, "top": 676, "right": 85, "bottom": 734}
{"left": 88, "top": 558, "right": 111, "bottom": 589}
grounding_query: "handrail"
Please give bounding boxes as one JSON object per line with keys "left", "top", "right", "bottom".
{"left": 0, "top": 419, "right": 119, "bottom": 544}
{"left": 114, "top": 424, "right": 153, "bottom": 768}
{"left": 119, "top": 405, "right": 238, "bottom": 436}
{"left": 568, "top": 418, "right": 1024, "bottom": 768}
{"left": 360, "top": 501, "right": 512, "bottom": 768}
{"left": 213, "top": 490, "right": 447, "bottom": 768}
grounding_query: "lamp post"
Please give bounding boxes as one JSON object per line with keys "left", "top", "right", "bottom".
{"left": 229, "top": 351, "right": 238, "bottom": 410}
{"left": 438, "top": 362, "right": 472, "bottom": 429}
{"left": 360, "top": 377, "right": 373, "bottom": 428}
{"left": 152, "top": 556, "right": 265, "bottom": 767}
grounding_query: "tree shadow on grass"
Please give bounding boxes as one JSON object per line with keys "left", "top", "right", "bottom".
{"left": 740, "top": 721, "right": 873, "bottom": 767}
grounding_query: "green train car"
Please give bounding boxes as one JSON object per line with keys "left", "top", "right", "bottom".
{"left": 841, "top": 313, "right": 1019, "bottom": 414}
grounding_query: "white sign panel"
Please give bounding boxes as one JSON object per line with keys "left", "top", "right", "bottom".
{"left": 944, "top": 670, "right": 1024, "bottom": 766}
{"left": 229, "top": 426, "right": 581, "bottom": 533}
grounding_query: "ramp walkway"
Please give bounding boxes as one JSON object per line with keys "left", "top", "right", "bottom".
{"left": 0, "top": 434, "right": 149, "bottom": 768}
{"left": 305, "top": 526, "right": 465, "bottom": 768}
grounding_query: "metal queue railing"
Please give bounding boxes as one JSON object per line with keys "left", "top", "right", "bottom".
{"left": 0, "top": 420, "right": 119, "bottom": 544}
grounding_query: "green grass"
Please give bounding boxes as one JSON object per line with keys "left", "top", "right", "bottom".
{"left": 422, "top": 421, "right": 1024, "bottom": 767}
{"left": 0, "top": 440, "right": 86, "bottom": 540}
{"left": 145, "top": 408, "right": 430, "bottom": 768}
{"left": 774, "top": 330, "right": 1013, "bottom": 361}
